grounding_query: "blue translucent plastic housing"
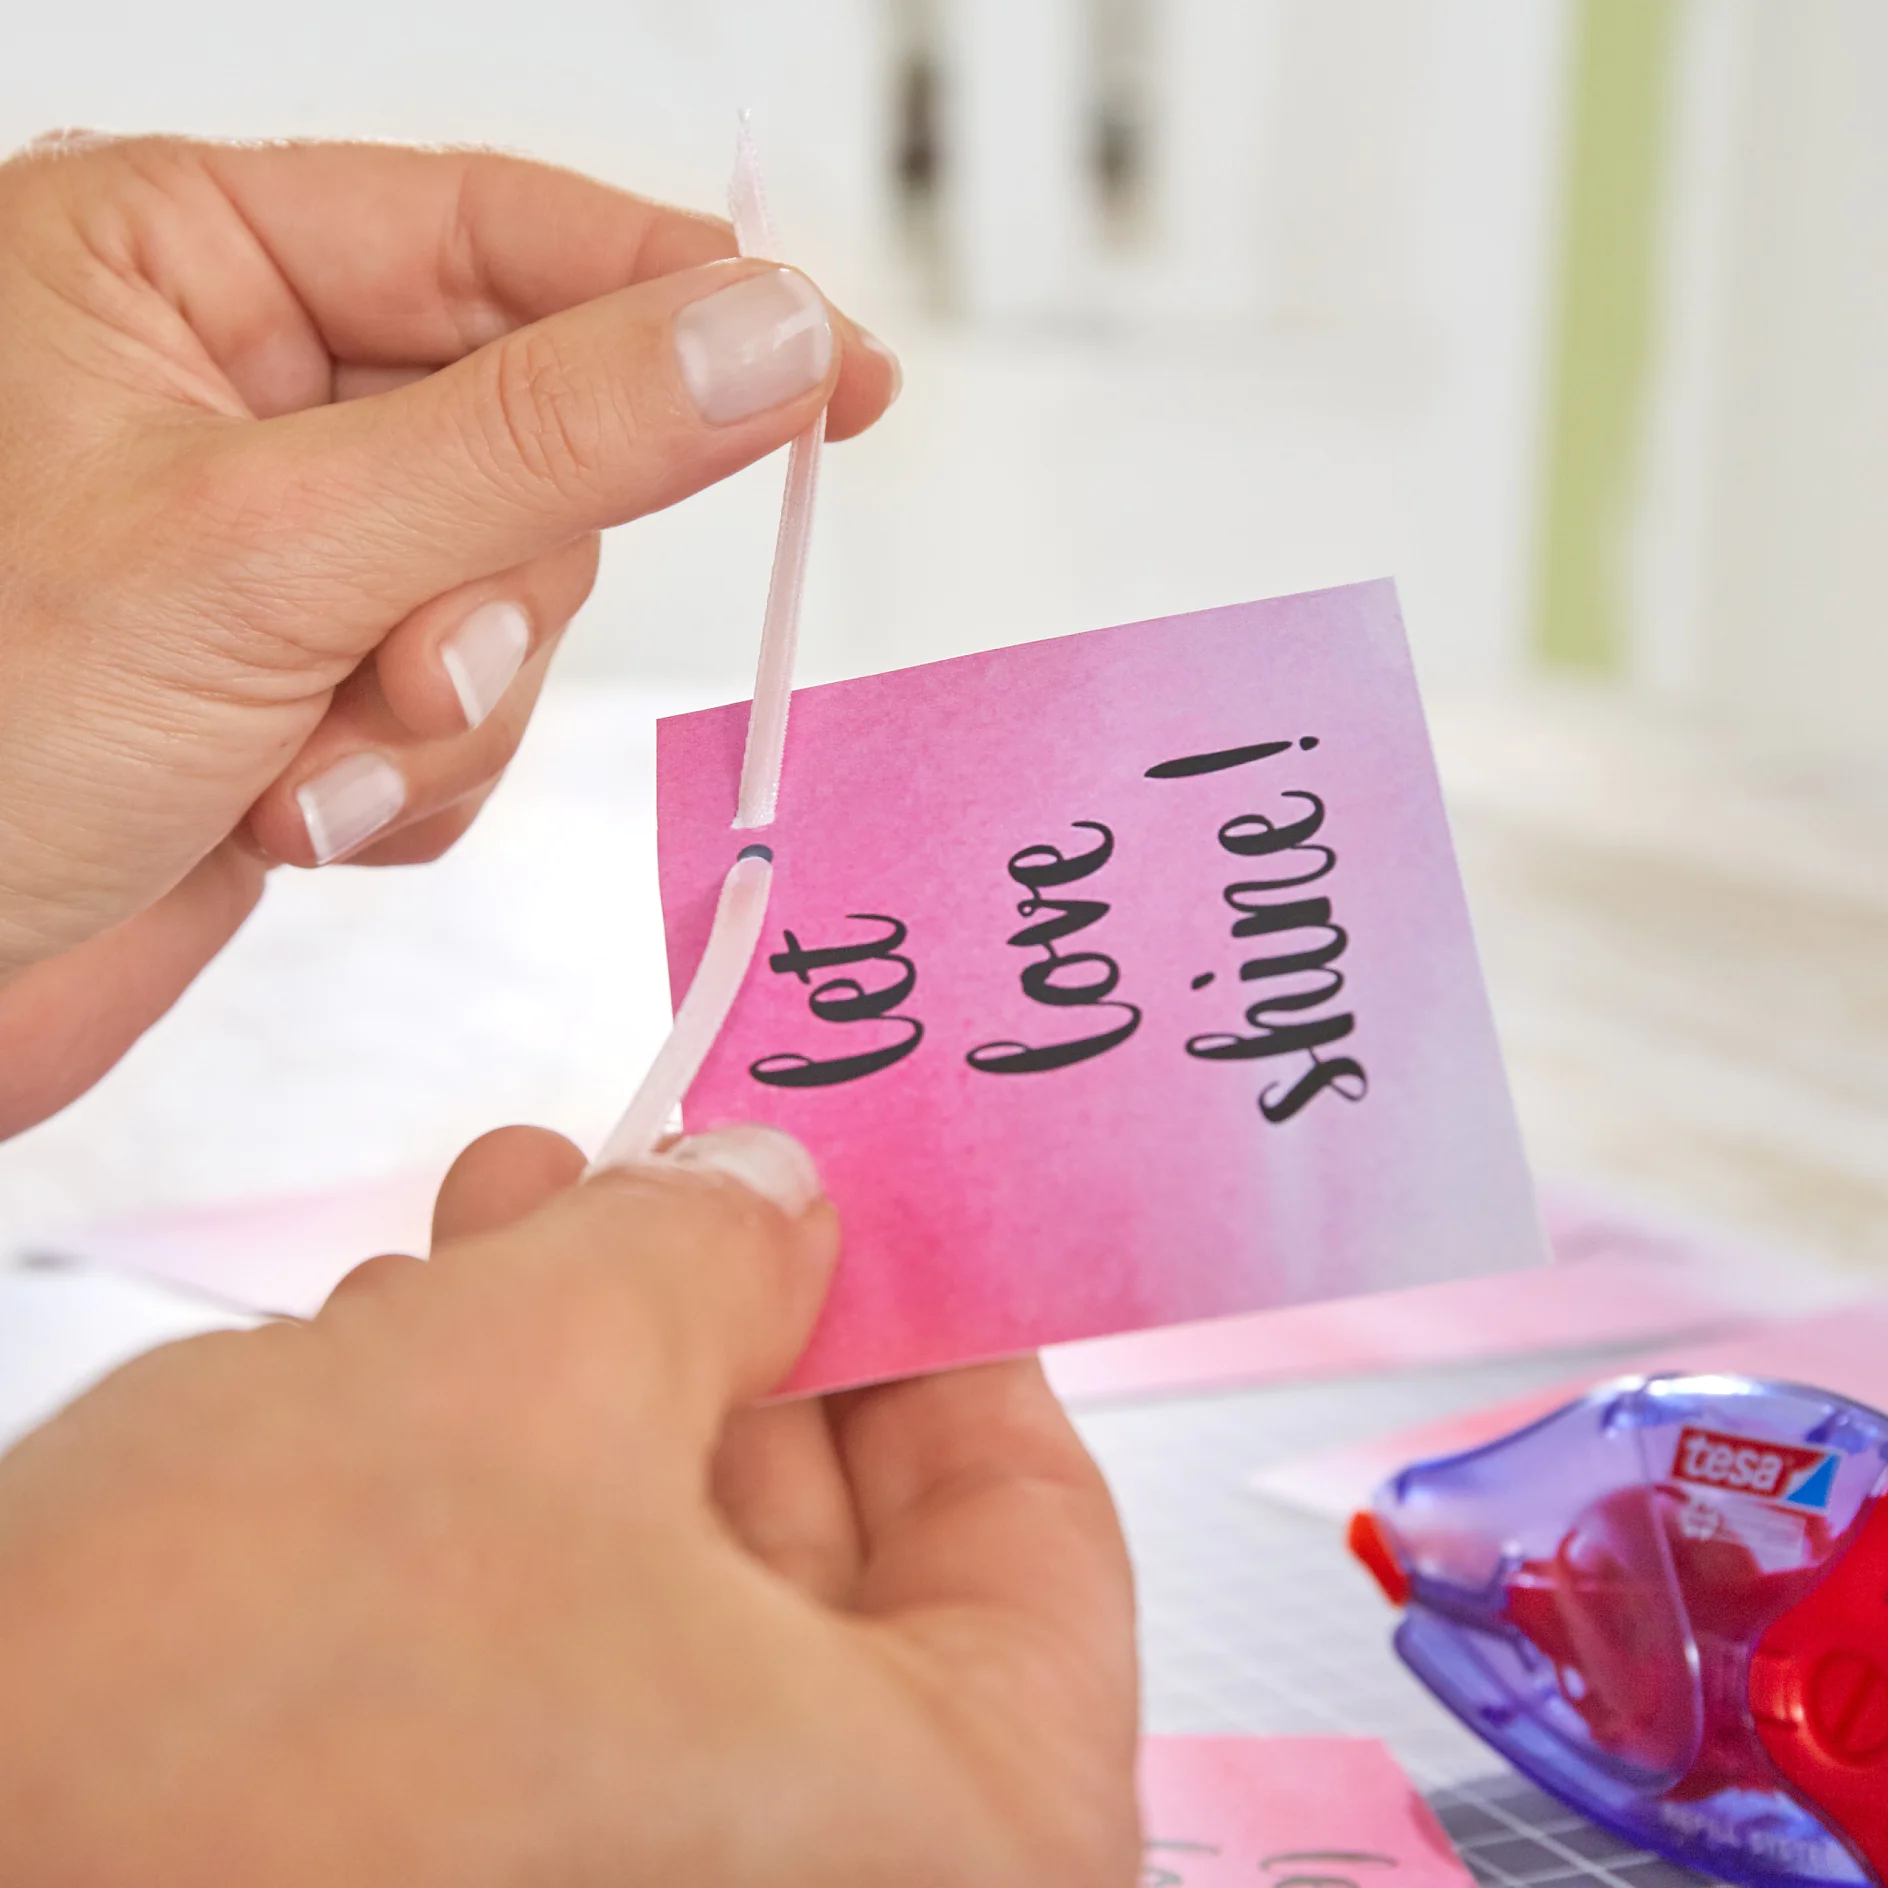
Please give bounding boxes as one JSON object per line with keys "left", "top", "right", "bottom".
{"left": 1363, "top": 1375, "right": 1888, "bottom": 1888}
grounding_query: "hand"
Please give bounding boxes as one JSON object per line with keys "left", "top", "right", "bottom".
{"left": 0, "top": 135, "right": 897, "bottom": 1133}
{"left": 0, "top": 1124, "right": 1139, "bottom": 1886}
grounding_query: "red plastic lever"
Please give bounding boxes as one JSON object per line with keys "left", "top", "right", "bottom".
{"left": 1348, "top": 1509, "right": 1411, "bottom": 1608}
{"left": 1753, "top": 1493, "right": 1888, "bottom": 1884}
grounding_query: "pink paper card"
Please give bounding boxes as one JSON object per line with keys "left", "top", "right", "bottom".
{"left": 657, "top": 582, "right": 1543, "bottom": 1394}
{"left": 1138, "top": 1736, "right": 1473, "bottom": 1888}
{"left": 27, "top": 1169, "right": 443, "bottom": 1318}
{"left": 1250, "top": 1298, "right": 1888, "bottom": 1522}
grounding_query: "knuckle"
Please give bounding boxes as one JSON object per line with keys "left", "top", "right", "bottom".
{"left": 477, "top": 327, "right": 619, "bottom": 507}
{"left": 145, "top": 441, "right": 364, "bottom": 672}
{"left": 533, "top": 1256, "right": 670, "bottom": 1386}
{"left": 5, "top": 126, "right": 126, "bottom": 180}
{"left": 568, "top": 1165, "right": 792, "bottom": 1337}
{"left": 6, "top": 129, "right": 88, "bottom": 177}
{"left": 418, "top": 1165, "right": 792, "bottom": 1440}
{"left": 414, "top": 1242, "right": 670, "bottom": 1449}
{"left": 170, "top": 436, "right": 311, "bottom": 548}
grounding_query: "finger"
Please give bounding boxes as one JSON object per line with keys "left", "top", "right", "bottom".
{"left": 320, "top": 1121, "right": 582, "bottom": 1313}
{"left": 832, "top": 1361, "right": 1140, "bottom": 1874}
{"left": 837, "top": 1358, "right": 1135, "bottom": 1660}
{"left": 342, "top": 781, "right": 494, "bottom": 868}
{"left": 330, "top": 325, "right": 892, "bottom": 449}
{"left": 713, "top": 1399, "right": 862, "bottom": 1606}
{"left": 374, "top": 534, "right": 600, "bottom": 738}
{"left": 94, "top": 138, "right": 891, "bottom": 449}
{"left": 91, "top": 138, "right": 734, "bottom": 420}
{"left": 183, "top": 258, "right": 879, "bottom": 652}
{"left": 325, "top": 324, "right": 893, "bottom": 447}
{"left": 432, "top": 1125, "right": 587, "bottom": 1243}
{"left": 194, "top": 141, "right": 897, "bottom": 444}
{"left": 0, "top": 843, "right": 265, "bottom": 1137}
{"left": 828, "top": 314, "right": 901, "bottom": 443}
{"left": 243, "top": 629, "right": 556, "bottom": 866}
{"left": 196, "top": 141, "right": 740, "bottom": 369}
{"left": 323, "top": 1251, "right": 424, "bottom": 1304}
{"left": 436, "top": 1125, "right": 838, "bottom": 1448}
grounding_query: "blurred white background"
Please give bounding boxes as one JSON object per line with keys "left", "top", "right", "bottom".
{"left": 8, "top": 1, "right": 1882, "bottom": 726}
{"left": 1, "top": 0, "right": 1885, "bottom": 1415}
{"left": 3, "top": 0, "right": 1570, "bottom": 690}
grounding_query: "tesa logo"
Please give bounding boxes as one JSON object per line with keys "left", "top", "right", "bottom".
{"left": 1671, "top": 1426, "right": 1836, "bottom": 1510}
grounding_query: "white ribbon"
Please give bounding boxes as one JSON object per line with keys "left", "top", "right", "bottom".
{"left": 589, "top": 120, "right": 823, "bottom": 1171}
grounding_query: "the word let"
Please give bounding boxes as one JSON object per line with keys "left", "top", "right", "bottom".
{"left": 747, "top": 914, "right": 923, "bottom": 1088}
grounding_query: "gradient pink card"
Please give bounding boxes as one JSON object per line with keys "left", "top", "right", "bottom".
{"left": 657, "top": 582, "right": 1543, "bottom": 1394}
{"left": 1138, "top": 1736, "right": 1473, "bottom": 1888}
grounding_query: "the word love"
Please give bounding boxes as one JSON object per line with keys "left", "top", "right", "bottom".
{"left": 966, "top": 819, "right": 1142, "bottom": 1074}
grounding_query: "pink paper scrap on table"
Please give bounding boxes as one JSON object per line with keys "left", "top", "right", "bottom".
{"left": 24, "top": 1169, "right": 443, "bottom": 1319}
{"left": 1138, "top": 1736, "right": 1474, "bottom": 1888}
{"left": 1043, "top": 1183, "right": 1774, "bottom": 1406}
{"left": 658, "top": 582, "right": 1543, "bottom": 1395}
{"left": 23, "top": 1169, "right": 1764, "bottom": 1394}
{"left": 1250, "top": 1298, "right": 1888, "bottom": 1522}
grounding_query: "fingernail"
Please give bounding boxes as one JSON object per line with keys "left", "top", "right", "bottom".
{"left": 858, "top": 325, "right": 903, "bottom": 405}
{"left": 663, "top": 1123, "right": 823, "bottom": 1218}
{"left": 296, "top": 753, "right": 406, "bottom": 865}
{"left": 674, "top": 267, "right": 834, "bottom": 426}
{"left": 441, "top": 600, "right": 530, "bottom": 730}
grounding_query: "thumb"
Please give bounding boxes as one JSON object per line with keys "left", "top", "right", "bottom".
{"left": 197, "top": 259, "right": 842, "bottom": 655}
{"left": 434, "top": 1123, "right": 839, "bottom": 1445}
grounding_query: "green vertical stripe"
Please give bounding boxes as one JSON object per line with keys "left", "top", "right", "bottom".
{"left": 1535, "top": 0, "right": 1679, "bottom": 671}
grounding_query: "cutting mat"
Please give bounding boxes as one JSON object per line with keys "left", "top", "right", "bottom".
{"left": 1075, "top": 1347, "right": 1716, "bottom": 1888}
